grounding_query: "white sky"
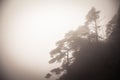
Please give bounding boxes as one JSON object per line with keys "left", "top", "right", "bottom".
{"left": 1, "top": 0, "right": 119, "bottom": 80}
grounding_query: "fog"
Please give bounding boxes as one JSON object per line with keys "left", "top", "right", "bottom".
{"left": 0, "top": 0, "right": 119, "bottom": 80}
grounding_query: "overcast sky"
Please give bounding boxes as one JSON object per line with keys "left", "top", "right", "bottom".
{"left": 1, "top": 0, "right": 119, "bottom": 80}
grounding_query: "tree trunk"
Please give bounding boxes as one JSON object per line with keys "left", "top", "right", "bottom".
{"left": 94, "top": 20, "right": 98, "bottom": 42}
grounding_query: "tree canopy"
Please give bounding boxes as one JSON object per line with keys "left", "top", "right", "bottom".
{"left": 45, "top": 7, "right": 120, "bottom": 80}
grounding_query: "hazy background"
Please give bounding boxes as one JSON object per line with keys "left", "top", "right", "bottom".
{"left": 1, "top": 0, "right": 119, "bottom": 80}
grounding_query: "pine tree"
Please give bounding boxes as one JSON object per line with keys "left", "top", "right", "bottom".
{"left": 86, "top": 7, "right": 100, "bottom": 42}
{"left": 45, "top": 7, "right": 102, "bottom": 79}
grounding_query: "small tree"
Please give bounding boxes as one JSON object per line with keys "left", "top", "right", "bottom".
{"left": 86, "top": 7, "right": 101, "bottom": 42}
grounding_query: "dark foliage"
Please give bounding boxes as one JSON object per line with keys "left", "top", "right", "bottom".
{"left": 46, "top": 6, "right": 120, "bottom": 80}
{"left": 59, "top": 6, "right": 120, "bottom": 80}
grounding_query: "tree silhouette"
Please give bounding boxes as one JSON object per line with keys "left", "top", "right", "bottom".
{"left": 45, "top": 7, "right": 104, "bottom": 80}
{"left": 47, "top": 25, "right": 90, "bottom": 76}
{"left": 85, "top": 7, "right": 101, "bottom": 42}
{"left": 106, "top": 14, "right": 118, "bottom": 39}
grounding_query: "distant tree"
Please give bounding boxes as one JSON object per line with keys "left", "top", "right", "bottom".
{"left": 106, "top": 14, "right": 118, "bottom": 39}
{"left": 85, "top": 7, "right": 101, "bottom": 42}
